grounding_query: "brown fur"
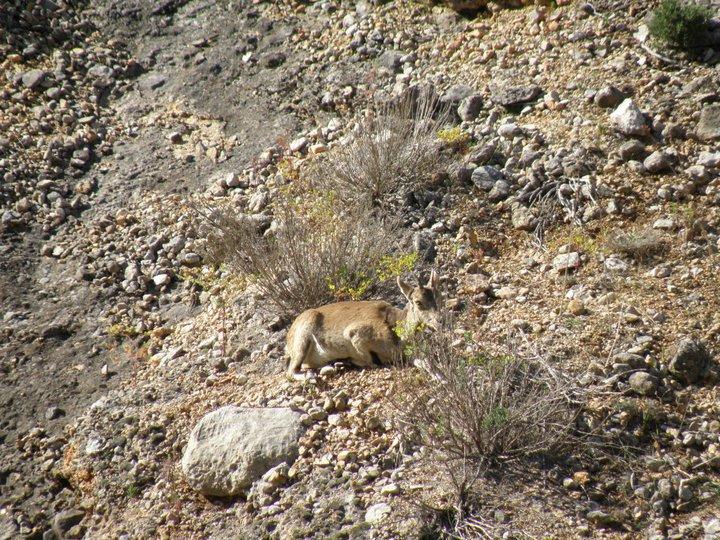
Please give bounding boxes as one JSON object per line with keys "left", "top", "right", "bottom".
{"left": 285, "top": 272, "right": 442, "bottom": 380}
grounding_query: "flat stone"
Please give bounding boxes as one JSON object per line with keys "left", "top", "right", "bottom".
{"left": 365, "top": 503, "right": 391, "bottom": 524}
{"left": 139, "top": 74, "right": 166, "bottom": 91}
{"left": 181, "top": 406, "right": 303, "bottom": 496}
{"left": 629, "top": 371, "right": 658, "bottom": 396}
{"left": 696, "top": 105, "right": 720, "bottom": 141}
{"left": 21, "top": 69, "right": 45, "bottom": 89}
{"left": 491, "top": 84, "right": 541, "bottom": 108}
{"left": 553, "top": 252, "right": 580, "bottom": 272}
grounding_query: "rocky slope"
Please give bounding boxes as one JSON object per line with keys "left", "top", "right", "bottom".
{"left": 2, "top": 0, "right": 720, "bottom": 539}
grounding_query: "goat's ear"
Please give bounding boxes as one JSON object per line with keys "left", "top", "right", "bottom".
{"left": 426, "top": 269, "right": 439, "bottom": 290}
{"left": 397, "top": 276, "right": 414, "bottom": 301}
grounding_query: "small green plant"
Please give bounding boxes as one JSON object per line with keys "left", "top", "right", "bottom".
{"left": 125, "top": 483, "right": 141, "bottom": 498}
{"left": 377, "top": 252, "right": 418, "bottom": 281}
{"left": 648, "top": 0, "right": 711, "bottom": 50}
{"left": 326, "top": 267, "right": 374, "bottom": 301}
{"left": 482, "top": 405, "right": 509, "bottom": 430}
{"left": 107, "top": 323, "right": 138, "bottom": 340}
{"left": 437, "top": 127, "right": 471, "bottom": 151}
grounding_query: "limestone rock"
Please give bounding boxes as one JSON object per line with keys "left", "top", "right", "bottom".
{"left": 181, "top": 406, "right": 303, "bottom": 497}
{"left": 610, "top": 99, "right": 648, "bottom": 136}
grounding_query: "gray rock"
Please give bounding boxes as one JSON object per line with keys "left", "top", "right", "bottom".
{"left": 139, "top": 74, "right": 166, "bottom": 91}
{"left": 52, "top": 510, "right": 84, "bottom": 538}
{"left": 697, "top": 151, "right": 720, "bottom": 168}
{"left": 644, "top": 151, "right": 672, "bottom": 174}
{"left": 181, "top": 406, "right": 303, "bottom": 496}
{"left": 488, "top": 179, "right": 511, "bottom": 201}
{"left": 377, "top": 50, "right": 403, "bottom": 72}
{"left": 471, "top": 165, "right": 504, "bottom": 190}
{"left": 365, "top": 503, "right": 391, "bottom": 524}
{"left": 705, "top": 518, "right": 720, "bottom": 540}
{"left": 458, "top": 94, "right": 483, "bottom": 121}
{"left": 413, "top": 231, "right": 436, "bottom": 262}
{"left": 21, "top": 69, "right": 46, "bottom": 89}
{"left": 0, "top": 518, "right": 18, "bottom": 540}
{"left": 629, "top": 371, "right": 658, "bottom": 396}
{"left": 441, "top": 84, "right": 474, "bottom": 107}
{"left": 552, "top": 252, "right": 580, "bottom": 272}
{"left": 490, "top": 84, "right": 541, "bottom": 108}
{"left": 668, "top": 339, "right": 711, "bottom": 384}
{"left": 510, "top": 203, "right": 536, "bottom": 231}
{"left": 610, "top": 99, "right": 648, "bottom": 136}
{"left": 697, "top": 105, "right": 720, "bottom": 141}
{"left": 619, "top": 140, "right": 646, "bottom": 161}
{"left": 594, "top": 86, "right": 623, "bottom": 108}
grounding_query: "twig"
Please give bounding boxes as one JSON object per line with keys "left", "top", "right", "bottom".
{"left": 640, "top": 43, "right": 680, "bottom": 67}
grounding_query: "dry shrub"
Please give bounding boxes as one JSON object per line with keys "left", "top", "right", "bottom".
{"left": 312, "top": 88, "right": 449, "bottom": 207}
{"left": 398, "top": 330, "right": 583, "bottom": 472}
{"left": 607, "top": 227, "right": 666, "bottom": 261}
{"left": 198, "top": 190, "right": 403, "bottom": 318}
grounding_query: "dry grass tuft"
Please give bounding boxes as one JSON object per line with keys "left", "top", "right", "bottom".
{"left": 196, "top": 190, "right": 403, "bottom": 318}
{"left": 311, "top": 88, "right": 449, "bottom": 207}
{"left": 397, "top": 330, "right": 583, "bottom": 472}
{"left": 606, "top": 227, "right": 666, "bottom": 261}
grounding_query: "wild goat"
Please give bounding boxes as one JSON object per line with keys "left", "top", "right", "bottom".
{"left": 285, "top": 271, "right": 442, "bottom": 380}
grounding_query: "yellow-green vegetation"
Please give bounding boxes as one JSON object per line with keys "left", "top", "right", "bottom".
{"left": 276, "top": 157, "right": 301, "bottom": 182}
{"left": 482, "top": 405, "right": 509, "bottom": 430}
{"left": 326, "top": 252, "right": 418, "bottom": 302}
{"left": 377, "top": 252, "right": 418, "bottom": 281}
{"left": 107, "top": 323, "right": 138, "bottom": 340}
{"left": 668, "top": 201, "right": 697, "bottom": 226}
{"left": 548, "top": 229, "right": 602, "bottom": 255}
{"left": 326, "top": 267, "right": 374, "bottom": 301}
{"left": 437, "top": 126, "right": 471, "bottom": 151}
{"left": 179, "top": 267, "right": 246, "bottom": 295}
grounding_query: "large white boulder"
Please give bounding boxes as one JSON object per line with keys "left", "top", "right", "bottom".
{"left": 181, "top": 406, "right": 303, "bottom": 497}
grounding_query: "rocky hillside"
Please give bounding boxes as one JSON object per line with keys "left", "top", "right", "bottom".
{"left": 2, "top": 0, "right": 720, "bottom": 539}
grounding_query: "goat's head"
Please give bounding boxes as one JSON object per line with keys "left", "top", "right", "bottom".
{"left": 397, "top": 269, "right": 443, "bottom": 333}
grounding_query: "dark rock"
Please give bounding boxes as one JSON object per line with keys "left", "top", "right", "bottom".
{"left": 260, "top": 52, "right": 286, "bottom": 68}
{"left": 618, "top": 140, "right": 646, "bottom": 161}
{"left": 594, "top": 86, "right": 623, "bottom": 108}
{"left": 490, "top": 84, "right": 542, "bottom": 108}
{"left": 458, "top": 94, "right": 483, "bottom": 121}
{"left": 668, "top": 339, "right": 712, "bottom": 384}
{"left": 52, "top": 510, "right": 84, "bottom": 538}
{"left": 377, "top": 50, "right": 403, "bottom": 72}
{"left": 471, "top": 165, "right": 504, "bottom": 190}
